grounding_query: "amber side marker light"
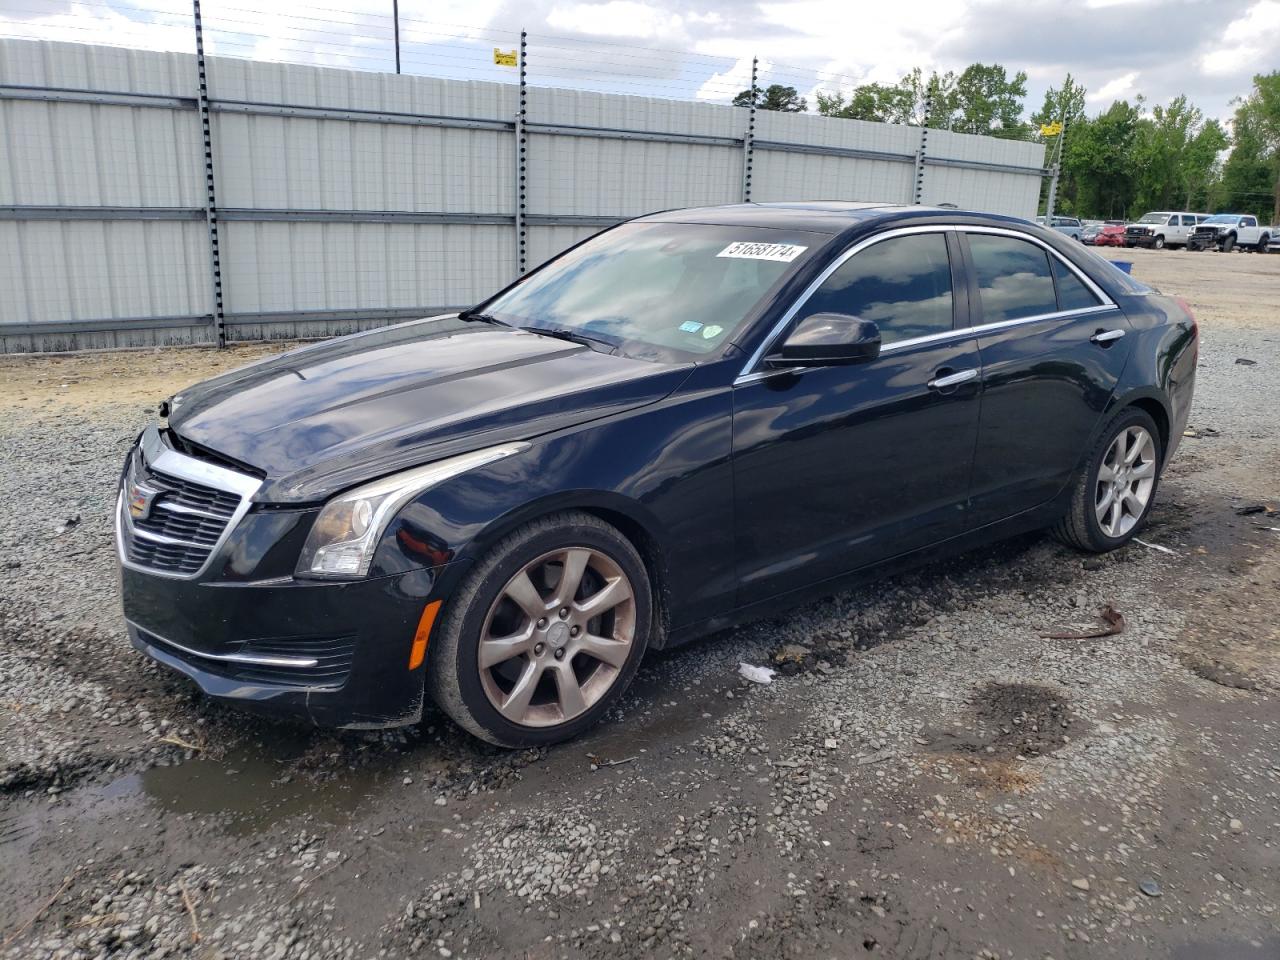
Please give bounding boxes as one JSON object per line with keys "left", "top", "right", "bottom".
{"left": 409, "top": 600, "right": 442, "bottom": 670}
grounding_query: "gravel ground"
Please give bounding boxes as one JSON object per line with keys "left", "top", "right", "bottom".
{"left": 1, "top": 247, "right": 1277, "bottom": 959}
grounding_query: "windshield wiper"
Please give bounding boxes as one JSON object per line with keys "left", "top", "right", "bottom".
{"left": 521, "top": 326, "right": 615, "bottom": 352}
{"left": 458, "top": 310, "right": 511, "bottom": 326}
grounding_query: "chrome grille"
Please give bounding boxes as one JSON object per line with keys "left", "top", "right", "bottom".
{"left": 117, "top": 426, "right": 262, "bottom": 579}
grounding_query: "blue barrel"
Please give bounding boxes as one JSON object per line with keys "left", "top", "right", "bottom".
{"left": 1111, "top": 260, "right": 1133, "bottom": 275}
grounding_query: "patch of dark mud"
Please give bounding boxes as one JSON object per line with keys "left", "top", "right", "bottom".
{"left": 927, "top": 683, "right": 1078, "bottom": 760}
{"left": 727, "top": 884, "right": 981, "bottom": 959}
{"left": 1179, "top": 654, "right": 1262, "bottom": 692}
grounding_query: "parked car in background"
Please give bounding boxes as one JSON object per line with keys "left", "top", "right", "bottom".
{"left": 1188, "top": 214, "right": 1270, "bottom": 252}
{"left": 1035, "top": 215, "right": 1084, "bottom": 241}
{"left": 1092, "top": 224, "right": 1127, "bottom": 247}
{"left": 1269, "top": 230, "right": 1280, "bottom": 253}
{"left": 1124, "top": 212, "right": 1206, "bottom": 249}
{"left": 1081, "top": 222, "right": 1103, "bottom": 244}
{"left": 115, "top": 202, "right": 1199, "bottom": 745}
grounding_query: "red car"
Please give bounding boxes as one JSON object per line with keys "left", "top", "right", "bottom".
{"left": 1091, "top": 224, "right": 1126, "bottom": 247}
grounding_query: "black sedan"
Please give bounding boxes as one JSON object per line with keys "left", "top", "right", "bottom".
{"left": 116, "top": 202, "right": 1198, "bottom": 745}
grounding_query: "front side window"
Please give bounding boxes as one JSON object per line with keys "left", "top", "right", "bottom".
{"left": 795, "top": 232, "right": 954, "bottom": 345}
{"left": 483, "top": 222, "right": 826, "bottom": 361}
{"left": 967, "top": 233, "right": 1058, "bottom": 323}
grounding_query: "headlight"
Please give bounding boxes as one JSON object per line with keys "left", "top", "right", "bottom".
{"left": 296, "top": 442, "right": 529, "bottom": 579}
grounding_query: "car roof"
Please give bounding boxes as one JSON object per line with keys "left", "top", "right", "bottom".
{"left": 634, "top": 201, "right": 1035, "bottom": 236}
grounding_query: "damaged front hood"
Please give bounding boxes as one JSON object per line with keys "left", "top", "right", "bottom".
{"left": 166, "top": 316, "right": 693, "bottom": 503}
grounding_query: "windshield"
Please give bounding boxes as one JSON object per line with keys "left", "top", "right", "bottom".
{"left": 483, "top": 222, "right": 826, "bottom": 361}
{"left": 1136, "top": 213, "right": 1170, "bottom": 224}
{"left": 1203, "top": 215, "right": 1238, "bottom": 224}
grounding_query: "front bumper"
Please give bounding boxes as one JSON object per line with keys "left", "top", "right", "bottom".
{"left": 122, "top": 561, "right": 462, "bottom": 728}
{"left": 1187, "top": 234, "right": 1221, "bottom": 251}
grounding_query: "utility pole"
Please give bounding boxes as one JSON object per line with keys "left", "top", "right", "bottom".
{"left": 393, "top": 0, "right": 401, "bottom": 74}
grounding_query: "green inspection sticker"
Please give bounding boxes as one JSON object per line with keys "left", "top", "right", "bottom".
{"left": 702, "top": 325, "right": 724, "bottom": 339}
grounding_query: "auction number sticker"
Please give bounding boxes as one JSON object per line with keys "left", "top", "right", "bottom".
{"left": 717, "top": 241, "right": 807, "bottom": 262}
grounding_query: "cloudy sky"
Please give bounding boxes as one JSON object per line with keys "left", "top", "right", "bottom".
{"left": 1, "top": 0, "right": 1275, "bottom": 125}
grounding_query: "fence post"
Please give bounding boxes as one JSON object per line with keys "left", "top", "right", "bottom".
{"left": 515, "top": 30, "right": 528, "bottom": 277}
{"left": 192, "top": 0, "right": 226, "bottom": 348}
{"left": 912, "top": 91, "right": 932, "bottom": 205}
{"left": 1044, "top": 116, "right": 1067, "bottom": 219}
{"left": 740, "top": 56, "right": 757, "bottom": 202}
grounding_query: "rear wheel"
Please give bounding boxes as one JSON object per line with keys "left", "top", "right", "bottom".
{"left": 427, "top": 512, "right": 652, "bottom": 747}
{"left": 1053, "top": 408, "right": 1162, "bottom": 553}
{"left": 1259, "top": 234, "right": 1271, "bottom": 253}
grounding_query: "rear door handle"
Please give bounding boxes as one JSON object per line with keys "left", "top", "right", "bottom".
{"left": 1090, "top": 329, "right": 1126, "bottom": 344}
{"left": 927, "top": 368, "right": 978, "bottom": 390}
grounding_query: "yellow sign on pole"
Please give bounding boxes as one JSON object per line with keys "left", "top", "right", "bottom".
{"left": 493, "top": 48, "right": 517, "bottom": 67}
{"left": 1039, "top": 121, "right": 1063, "bottom": 137}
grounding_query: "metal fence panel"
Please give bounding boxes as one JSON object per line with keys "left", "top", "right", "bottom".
{"left": 0, "top": 37, "right": 1048, "bottom": 353}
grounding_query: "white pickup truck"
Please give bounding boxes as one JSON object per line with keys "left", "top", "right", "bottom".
{"left": 1187, "top": 214, "right": 1271, "bottom": 252}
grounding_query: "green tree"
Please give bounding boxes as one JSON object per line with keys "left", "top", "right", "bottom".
{"left": 1130, "top": 96, "right": 1225, "bottom": 214}
{"left": 1218, "top": 99, "right": 1275, "bottom": 218}
{"left": 1031, "top": 74, "right": 1088, "bottom": 137}
{"left": 815, "top": 67, "right": 959, "bottom": 127}
{"left": 951, "top": 63, "right": 1029, "bottom": 137}
{"left": 1223, "top": 72, "right": 1280, "bottom": 222}
{"left": 733, "top": 83, "right": 806, "bottom": 112}
{"left": 1062, "top": 99, "right": 1141, "bottom": 219}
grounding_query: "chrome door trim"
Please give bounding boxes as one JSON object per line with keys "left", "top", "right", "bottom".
{"left": 734, "top": 221, "right": 1121, "bottom": 385}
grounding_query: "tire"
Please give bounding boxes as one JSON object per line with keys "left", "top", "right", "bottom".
{"left": 1153, "top": 235, "right": 1165, "bottom": 250}
{"left": 427, "top": 511, "right": 653, "bottom": 747}
{"left": 1052, "top": 407, "right": 1163, "bottom": 553}
{"left": 1259, "top": 234, "right": 1270, "bottom": 253}
{"left": 1221, "top": 233, "right": 1235, "bottom": 253}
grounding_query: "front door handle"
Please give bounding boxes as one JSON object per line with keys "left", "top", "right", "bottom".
{"left": 928, "top": 368, "right": 978, "bottom": 390}
{"left": 1090, "top": 329, "right": 1126, "bottom": 345}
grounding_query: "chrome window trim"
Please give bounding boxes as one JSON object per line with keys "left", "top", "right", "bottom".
{"left": 126, "top": 620, "right": 320, "bottom": 669}
{"left": 115, "top": 424, "right": 262, "bottom": 581}
{"left": 735, "top": 222, "right": 1119, "bottom": 385}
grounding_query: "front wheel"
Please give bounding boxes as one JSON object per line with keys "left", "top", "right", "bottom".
{"left": 1052, "top": 408, "right": 1163, "bottom": 553}
{"left": 427, "top": 511, "right": 652, "bottom": 747}
{"left": 1153, "top": 235, "right": 1165, "bottom": 250}
{"left": 1221, "top": 234, "right": 1235, "bottom": 253}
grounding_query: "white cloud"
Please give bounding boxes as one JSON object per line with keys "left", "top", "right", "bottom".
{"left": 547, "top": 1, "right": 693, "bottom": 40}
{"left": 1201, "top": 0, "right": 1280, "bottom": 76}
{"left": 1088, "top": 70, "right": 1139, "bottom": 102}
{"left": 695, "top": 54, "right": 758, "bottom": 102}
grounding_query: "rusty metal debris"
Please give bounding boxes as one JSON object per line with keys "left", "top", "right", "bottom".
{"left": 1041, "top": 604, "right": 1126, "bottom": 640}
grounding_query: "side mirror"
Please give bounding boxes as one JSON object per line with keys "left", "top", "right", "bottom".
{"left": 768, "top": 313, "right": 881, "bottom": 367}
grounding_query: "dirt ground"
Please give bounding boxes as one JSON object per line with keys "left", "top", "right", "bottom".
{"left": 1, "top": 246, "right": 1278, "bottom": 959}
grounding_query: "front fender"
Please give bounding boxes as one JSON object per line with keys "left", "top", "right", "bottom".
{"left": 368, "top": 368, "right": 738, "bottom": 629}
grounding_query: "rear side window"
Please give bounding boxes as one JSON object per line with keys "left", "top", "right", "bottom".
{"left": 798, "top": 232, "right": 954, "bottom": 345}
{"left": 1051, "top": 258, "right": 1102, "bottom": 311}
{"left": 966, "top": 234, "right": 1057, "bottom": 323}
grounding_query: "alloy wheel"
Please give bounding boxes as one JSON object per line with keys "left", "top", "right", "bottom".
{"left": 478, "top": 547, "right": 636, "bottom": 727}
{"left": 1094, "top": 425, "right": 1157, "bottom": 538}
